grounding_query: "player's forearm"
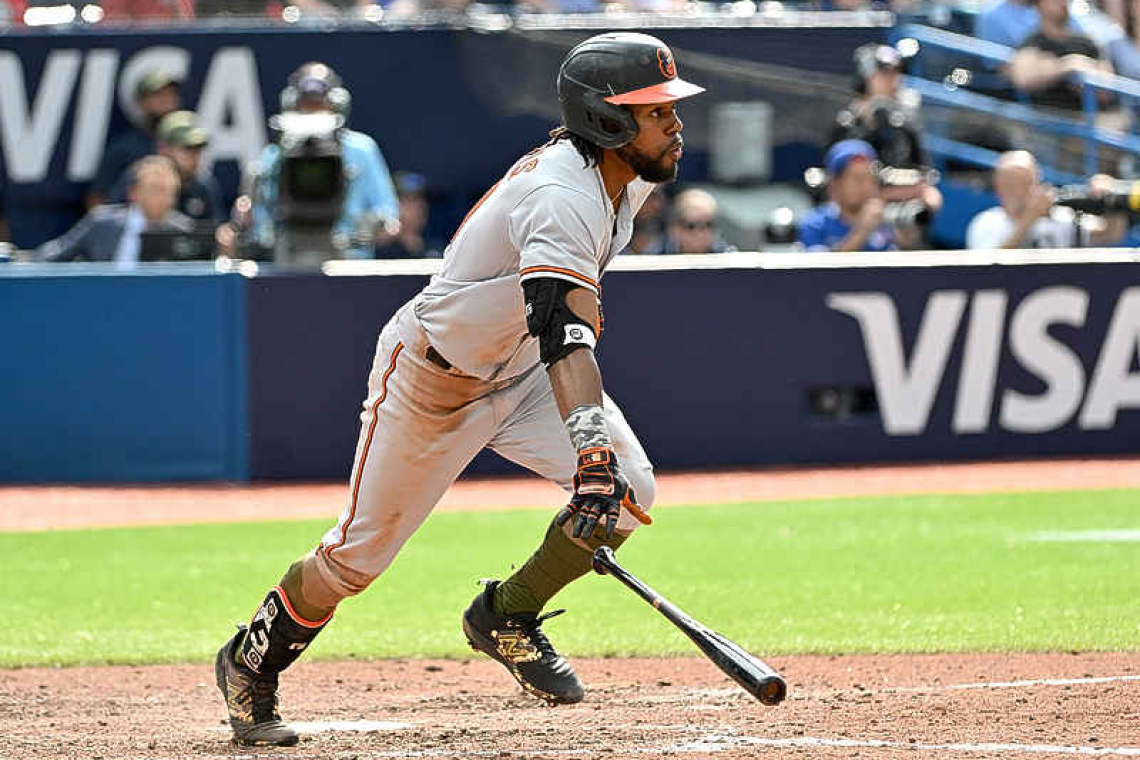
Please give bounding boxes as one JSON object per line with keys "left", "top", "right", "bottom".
{"left": 547, "top": 348, "right": 604, "bottom": 421}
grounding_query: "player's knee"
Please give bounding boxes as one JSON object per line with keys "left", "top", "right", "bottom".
{"left": 629, "top": 464, "right": 656, "bottom": 511}
{"left": 307, "top": 550, "right": 380, "bottom": 608}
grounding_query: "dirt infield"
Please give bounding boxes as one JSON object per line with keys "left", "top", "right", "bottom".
{"left": 3, "top": 458, "right": 1139, "bottom": 759}
{"left": 2, "top": 653, "right": 1137, "bottom": 759}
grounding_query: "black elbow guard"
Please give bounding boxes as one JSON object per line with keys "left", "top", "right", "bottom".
{"left": 522, "top": 277, "right": 597, "bottom": 367}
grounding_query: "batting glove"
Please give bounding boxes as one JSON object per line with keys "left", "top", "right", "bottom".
{"left": 557, "top": 447, "right": 651, "bottom": 539}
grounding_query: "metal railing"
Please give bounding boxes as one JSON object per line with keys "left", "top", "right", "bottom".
{"left": 893, "top": 23, "right": 1140, "bottom": 177}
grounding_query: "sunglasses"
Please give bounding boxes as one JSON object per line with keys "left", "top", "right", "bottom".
{"left": 680, "top": 219, "right": 716, "bottom": 231}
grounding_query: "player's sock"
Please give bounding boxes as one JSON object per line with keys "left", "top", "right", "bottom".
{"left": 494, "top": 517, "right": 628, "bottom": 616}
{"left": 235, "top": 586, "right": 333, "bottom": 673}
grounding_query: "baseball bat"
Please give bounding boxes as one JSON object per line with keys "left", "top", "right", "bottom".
{"left": 592, "top": 546, "right": 787, "bottom": 706}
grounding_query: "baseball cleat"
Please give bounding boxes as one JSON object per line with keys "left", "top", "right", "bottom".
{"left": 214, "top": 625, "right": 300, "bottom": 747}
{"left": 462, "top": 580, "right": 584, "bottom": 705}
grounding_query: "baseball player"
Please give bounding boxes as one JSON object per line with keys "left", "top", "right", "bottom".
{"left": 215, "top": 32, "right": 704, "bottom": 746}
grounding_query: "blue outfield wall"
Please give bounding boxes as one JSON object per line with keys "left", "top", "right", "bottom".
{"left": 0, "top": 267, "right": 248, "bottom": 482}
{"left": 2, "top": 257, "right": 1138, "bottom": 483}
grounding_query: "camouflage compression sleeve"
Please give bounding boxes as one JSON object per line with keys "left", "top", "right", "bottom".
{"left": 565, "top": 404, "right": 611, "bottom": 452}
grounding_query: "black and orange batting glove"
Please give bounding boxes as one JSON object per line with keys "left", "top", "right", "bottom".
{"left": 557, "top": 447, "right": 652, "bottom": 539}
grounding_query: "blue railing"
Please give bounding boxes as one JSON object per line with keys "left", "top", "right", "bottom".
{"left": 892, "top": 23, "right": 1140, "bottom": 177}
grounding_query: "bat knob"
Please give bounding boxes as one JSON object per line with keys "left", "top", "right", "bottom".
{"left": 592, "top": 546, "right": 614, "bottom": 575}
{"left": 760, "top": 677, "right": 788, "bottom": 706}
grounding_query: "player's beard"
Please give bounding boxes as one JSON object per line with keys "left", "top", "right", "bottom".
{"left": 617, "top": 141, "right": 679, "bottom": 184}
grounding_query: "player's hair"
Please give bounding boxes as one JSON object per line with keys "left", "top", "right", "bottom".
{"left": 546, "top": 126, "right": 604, "bottom": 167}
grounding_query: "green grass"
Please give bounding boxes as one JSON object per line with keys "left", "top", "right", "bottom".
{"left": 2, "top": 489, "right": 1138, "bottom": 667}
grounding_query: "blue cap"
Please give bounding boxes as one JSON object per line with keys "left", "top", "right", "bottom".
{"left": 395, "top": 172, "right": 427, "bottom": 196}
{"left": 825, "top": 139, "right": 878, "bottom": 178}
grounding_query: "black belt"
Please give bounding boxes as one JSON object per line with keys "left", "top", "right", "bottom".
{"left": 425, "top": 345, "right": 452, "bottom": 370}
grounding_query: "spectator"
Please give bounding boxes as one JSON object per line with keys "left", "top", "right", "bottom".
{"left": 831, "top": 44, "right": 929, "bottom": 170}
{"left": 1078, "top": 5, "right": 1140, "bottom": 79}
{"left": 379, "top": 0, "right": 468, "bottom": 14}
{"left": 289, "top": 0, "right": 374, "bottom": 15}
{"left": 194, "top": 0, "right": 277, "bottom": 16}
{"left": 647, "top": 189, "right": 736, "bottom": 255}
{"left": 0, "top": 172, "right": 7, "bottom": 243}
{"left": 100, "top": 0, "right": 193, "bottom": 19}
{"left": 966, "top": 150, "right": 1128, "bottom": 248}
{"left": 1009, "top": 0, "right": 1111, "bottom": 112}
{"left": 110, "top": 111, "right": 226, "bottom": 224}
{"left": 88, "top": 68, "right": 183, "bottom": 209}
{"left": 626, "top": 185, "right": 668, "bottom": 254}
{"left": 977, "top": 0, "right": 1054, "bottom": 48}
{"left": 374, "top": 172, "right": 444, "bottom": 259}
{"left": 36, "top": 156, "right": 192, "bottom": 265}
{"left": 798, "top": 140, "right": 895, "bottom": 252}
{"left": 245, "top": 61, "right": 399, "bottom": 260}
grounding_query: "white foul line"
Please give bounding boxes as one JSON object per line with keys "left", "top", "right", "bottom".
{"left": 885, "top": 674, "right": 1140, "bottom": 693}
{"left": 670, "top": 736, "right": 1140, "bottom": 757}
{"left": 949, "top": 674, "right": 1140, "bottom": 690}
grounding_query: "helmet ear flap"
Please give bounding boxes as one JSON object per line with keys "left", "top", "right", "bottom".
{"left": 580, "top": 90, "right": 639, "bottom": 149}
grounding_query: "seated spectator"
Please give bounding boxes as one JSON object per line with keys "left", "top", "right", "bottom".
{"left": 374, "top": 172, "right": 444, "bottom": 259}
{"left": 798, "top": 140, "right": 896, "bottom": 252}
{"left": 1076, "top": 0, "right": 1140, "bottom": 80}
{"left": 100, "top": 0, "right": 193, "bottom": 19}
{"left": 376, "top": 0, "right": 465, "bottom": 13}
{"left": 626, "top": 185, "right": 667, "bottom": 255}
{"left": 109, "top": 111, "right": 225, "bottom": 224}
{"left": 646, "top": 189, "right": 736, "bottom": 255}
{"left": 88, "top": 68, "right": 183, "bottom": 209}
{"left": 194, "top": 0, "right": 278, "bottom": 15}
{"left": 513, "top": 0, "right": 600, "bottom": 12}
{"left": 36, "top": 156, "right": 192, "bottom": 265}
{"left": 966, "top": 150, "right": 1128, "bottom": 248}
{"left": 1008, "top": 0, "right": 1111, "bottom": 112}
{"left": 0, "top": 172, "right": 7, "bottom": 243}
{"left": 831, "top": 44, "right": 929, "bottom": 170}
{"left": 977, "top": 0, "right": 1053, "bottom": 48}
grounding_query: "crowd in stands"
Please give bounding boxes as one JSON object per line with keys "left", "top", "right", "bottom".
{"left": 5, "top": 0, "right": 1140, "bottom": 259}
{"left": 0, "top": 0, "right": 938, "bottom": 24}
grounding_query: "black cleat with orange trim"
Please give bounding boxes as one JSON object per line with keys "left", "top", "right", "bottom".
{"left": 462, "top": 581, "right": 584, "bottom": 705}
{"left": 215, "top": 626, "right": 299, "bottom": 747}
{"left": 215, "top": 587, "right": 332, "bottom": 746}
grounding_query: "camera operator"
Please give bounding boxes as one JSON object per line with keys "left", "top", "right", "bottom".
{"left": 966, "top": 150, "right": 1129, "bottom": 248}
{"left": 799, "top": 140, "right": 939, "bottom": 252}
{"left": 831, "top": 44, "right": 929, "bottom": 172}
{"left": 226, "top": 62, "right": 399, "bottom": 264}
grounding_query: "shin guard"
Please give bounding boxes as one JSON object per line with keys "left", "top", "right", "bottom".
{"left": 239, "top": 586, "right": 332, "bottom": 675}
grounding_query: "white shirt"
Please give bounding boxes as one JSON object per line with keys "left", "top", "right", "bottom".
{"left": 409, "top": 140, "right": 655, "bottom": 381}
{"left": 966, "top": 205, "right": 1094, "bottom": 249}
{"left": 114, "top": 206, "right": 146, "bottom": 269}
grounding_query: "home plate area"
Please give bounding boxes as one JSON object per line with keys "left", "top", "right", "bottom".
{"left": 2, "top": 652, "right": 1137, "bottom": 760}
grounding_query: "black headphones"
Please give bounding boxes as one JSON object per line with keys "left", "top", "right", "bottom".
{"left": 279, "top": 62, "right": 352, "bottom": 119}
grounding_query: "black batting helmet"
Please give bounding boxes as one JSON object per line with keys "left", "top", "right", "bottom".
{"left": 557, "top": 33, "right": 705, "bottom": 149}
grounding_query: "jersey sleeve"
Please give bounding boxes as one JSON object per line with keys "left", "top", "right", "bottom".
{"left": 511, "top": 185, "right": 602, "bottom": 294}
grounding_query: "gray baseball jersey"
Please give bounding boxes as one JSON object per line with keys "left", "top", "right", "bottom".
{"left": 313, "top": 140, "right": 658, "bottom": 592}
{"left": 408, "top": 139, "right": 655, "bottom": 381}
